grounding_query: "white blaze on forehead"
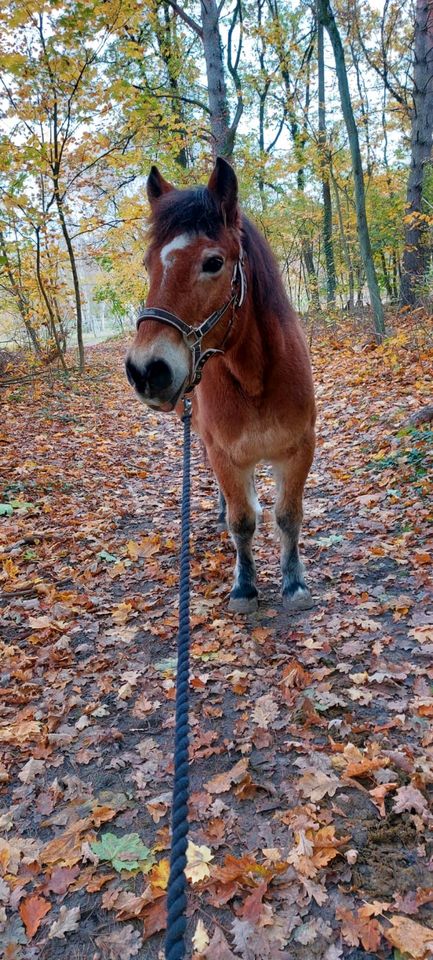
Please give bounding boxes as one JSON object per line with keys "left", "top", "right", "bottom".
{"left": 160, "top": 233, "right": 192, "bottom": 273}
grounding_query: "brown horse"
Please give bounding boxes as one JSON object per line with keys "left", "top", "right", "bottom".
{"left": 126, "top": 158, "right": 315, "bottom": 613}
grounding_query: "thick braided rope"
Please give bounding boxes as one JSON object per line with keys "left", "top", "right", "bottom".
{"left": 165, "top": 405, "right": 192, "bottom": 960}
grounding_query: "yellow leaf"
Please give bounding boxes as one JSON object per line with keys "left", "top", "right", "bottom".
{"left": 127, "top": 540, "right": 139, "bottom": 561}
{"left": 150, "top": 858, "right": 170, "bottom": 890}
{"left": 3, "top": 558, "right": 18, "bottom": 580}
{"left": 185, "top": 842, "right": 213, "bottom": 884}
{"left": 192, "top": 918, "right": 210, "bottom": 953}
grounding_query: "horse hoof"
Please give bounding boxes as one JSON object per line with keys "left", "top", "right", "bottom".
{"left": 282, "top": 587, "right": 314, "bottom": 611}
{"left": 229, "top": 595, "right": 259, "bottom": 614}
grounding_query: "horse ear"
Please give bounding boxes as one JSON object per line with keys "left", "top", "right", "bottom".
{"left": 147, "top": 166, "right": 174, "bottom": 207}
{"left": 207, "top": 157, "right": 239, "bottom": 226}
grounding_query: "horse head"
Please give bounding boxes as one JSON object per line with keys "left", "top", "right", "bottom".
{"left": 125, "top": 157, "right": 244, "bottom": 411}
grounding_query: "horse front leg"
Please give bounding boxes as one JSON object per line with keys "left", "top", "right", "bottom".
{"left": 273, "top": 442, "right": 314, "bottom": 611}
{"left": 209, "top": 450, "right": 258, "bottom": 612}
{"left": 216, "top": 486, "right": 227, "bottom": 532}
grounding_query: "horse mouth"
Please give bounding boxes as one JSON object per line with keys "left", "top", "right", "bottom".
{"left": 146, "top": 380, "right": 187, "bottom": 413}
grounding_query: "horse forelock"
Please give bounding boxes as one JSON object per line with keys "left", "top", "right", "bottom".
{"left": 148, "top": 186, "right": 223, "bottom": 248}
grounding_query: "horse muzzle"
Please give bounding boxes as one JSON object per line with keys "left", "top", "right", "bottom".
{"left": 125, "top": 355, "right": 186, "bottom": 411}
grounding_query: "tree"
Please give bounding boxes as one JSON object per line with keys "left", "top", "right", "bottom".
{"left": 318, "top": 0, "right": 385, "bottom": 338}
{"left": 317, "top": 6, "right": 337, "bottom": 305}
{"left": 167, "top": 0, "right": 243, "bottom": 158}
{"left": 0, "top": 1, "right": 138, "bottom": 371}
{"left": 400, "top": 0, "right": 433, "bottom": 305}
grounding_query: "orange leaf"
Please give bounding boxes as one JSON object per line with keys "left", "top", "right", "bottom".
{"left": 20, "top": 894, "right": 51, "bottom": 938}
{"left": 413, "top": 552, "right": 431, "bottom": 566}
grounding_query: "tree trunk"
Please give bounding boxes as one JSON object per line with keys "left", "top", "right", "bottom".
{"left": 400, "top": 0, "right": 433, "bottom": 305}
{"left": 318, "top": 0, "right": 385, "bottom": 339}
{"left": 332, "top": 173, "right": 355, "bottom": 311}
{"left": 0, "top": 229, "right": 42, "bottom": 355}
{"left": 302, "top": 240, "right": 321, "bottom": 311}
{"left": 200, "top": 0, "right": 232, "bottom": 156}
{"left": 55, "top": 197, "right": 85, "bottom": 372}
{"left": 317, "top": 12, "right": 337, "bottom": 305}
{"left": 35, "top": 227, "right": 68, "bottom": 371}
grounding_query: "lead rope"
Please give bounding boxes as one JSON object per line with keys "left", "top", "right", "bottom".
{"left": 165, "top": 396, "right": 192, "bottom": 960}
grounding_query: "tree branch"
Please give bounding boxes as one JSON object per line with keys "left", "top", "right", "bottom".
{"left": 166, "top": 0, "right": 203, "bottom": 39}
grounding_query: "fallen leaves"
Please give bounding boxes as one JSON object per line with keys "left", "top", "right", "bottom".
{"left": 186, "top": 841, "right": 214, "bottom": 883}
{"left": 204, "top": 758, "right": 249, "bottom": 794}
{"left": 384, "top": 915, "right": 433, "bottom": 958}
{"left": 90, "top": 833, "right": 154, "bottom": 873}
{"left": 298, "top": 769, "right": 340, "bottom": 802}
{"left": 1, "top": 332, "right": 432, "bottom": 958}
{"left": 95, "top": 923, "right": 143, "bottom": 958}
{"left": 48, "top": 904, "right": 81, "bottom": 939}
{"left": 19, "top": 894, "right": 51, "bottom": 938}
{"left": 336, "top": 905, "right": 382, "bottom": 952}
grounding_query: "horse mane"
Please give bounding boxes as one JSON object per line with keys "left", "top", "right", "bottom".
{"left": 240, "top": 215, "right": 290, "bottom": 322}
{"left": 149, "top": 185, "right": 291, "bottom": 322}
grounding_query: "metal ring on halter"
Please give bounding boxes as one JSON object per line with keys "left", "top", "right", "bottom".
{"left": 135, "top": 252, "right": 247, "bottom": 393}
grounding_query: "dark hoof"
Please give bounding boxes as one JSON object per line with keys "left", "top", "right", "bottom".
{"left": 229, "top": 595, "right": 259, "bottom": 613}
{"left": 282, "top": 586, "right": 314, "bottom": 611}
{"left": 216, "top": 520, "right": 227, "bottom": 533}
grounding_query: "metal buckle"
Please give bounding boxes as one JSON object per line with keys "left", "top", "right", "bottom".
{"left": 184, "top": 328, "right": 202, "bottom": 348}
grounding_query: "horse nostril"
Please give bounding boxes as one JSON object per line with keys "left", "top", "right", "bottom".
{"left": 125, "top": 357, "right": 147, "bottom": 393}
{"left": 146, "top": 359, "right": 173, "bottom": 396}
{"left": 125, "top": 357, "right": 173, "bottom": 397}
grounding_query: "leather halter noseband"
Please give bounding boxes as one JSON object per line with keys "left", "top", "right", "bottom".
{"left": 135, "top": 253, "right": 247, "bottom": 394}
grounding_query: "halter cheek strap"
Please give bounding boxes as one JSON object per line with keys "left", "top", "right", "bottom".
{"left": 135, "top": 252, "right": 247, "bottom": 394}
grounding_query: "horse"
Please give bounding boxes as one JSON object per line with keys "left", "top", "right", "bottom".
{"left": 125, "top": 157, "right": 316, "bottom": 613}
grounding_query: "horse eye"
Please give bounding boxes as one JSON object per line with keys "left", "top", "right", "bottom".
{"left": 202, "top": 256, "right": 224, "bottom": 274}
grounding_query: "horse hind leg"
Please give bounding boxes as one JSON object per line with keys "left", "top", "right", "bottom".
{"left": 274, "top": 444, "right": 314, "bottom": 611}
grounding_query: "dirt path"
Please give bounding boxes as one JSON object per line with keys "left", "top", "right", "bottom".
{"left": 1, "top": 332, "right": 432, "bottom": 959}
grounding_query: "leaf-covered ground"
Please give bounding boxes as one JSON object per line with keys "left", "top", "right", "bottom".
{"left": 1, "top": 326, "right": 432, "bottom": 960}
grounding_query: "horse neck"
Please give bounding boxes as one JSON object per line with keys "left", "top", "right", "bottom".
{"left": 222, "top": 288, "right": 276, "bottom": 397}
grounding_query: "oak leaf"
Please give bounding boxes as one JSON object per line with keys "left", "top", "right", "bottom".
{"left": 298, "top": 769, "right": 339, "bottom": 802}
{"left": 252, "top": 694, "right": 279, "bottom": 729}
{"left": 48, "top": 905, "right": 80, "bottom": 939}
{"left": 95, "top": 924, "right": 142, "bottom": 958}
{"left": 393, "top": 784, "right": 428, "bottom": 817}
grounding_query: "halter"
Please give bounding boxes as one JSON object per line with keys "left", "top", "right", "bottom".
{"left": 135, "top": 252, "right": 247, "bottom": 394}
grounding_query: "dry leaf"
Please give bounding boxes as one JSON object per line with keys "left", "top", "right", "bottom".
{"left": 185, "top": 842, "right": 213, "bottom": 883}
{"left": 384, "top": 915, "right": 433, "bottom": 958}
{"left": 205, "top": 759, "right": 248, "bottom": 794}
{"left": 193, "top": 918, "right": 210, "bottom": 953}
{"left": 48, "top": 905, "right": 80, "bottom": 939}
{"left": 252, "top": 694, "right": 279, "bottom": 729}
{"left": 298, "top": 769, "right": 339, "bottom": 802}
{"left": 19, "top": 895, "right": 51, "bottom": 938}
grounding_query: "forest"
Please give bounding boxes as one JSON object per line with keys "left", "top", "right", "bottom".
{"left": 0, "top": 0, "right": 432, "bottom": 370}
{"left": 1, "top": 2, "right": 433, "bottom": 960}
